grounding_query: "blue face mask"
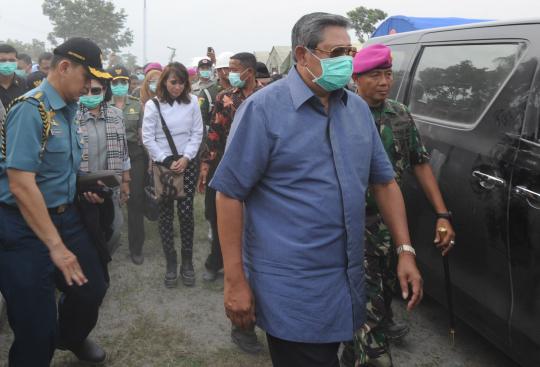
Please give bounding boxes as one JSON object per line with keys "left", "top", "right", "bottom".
{"left": 111, "top": 83, "right": 129, "bottom": 97}
{"left": 0, "top": 61, "right": 18, "bottom": 76}
{"left": 79, "top": 94, "right": 104, "bottom": 109}
{"left": 149, "top": 82, "right": 157, "bottom": 93}
{"left": 306, "top": 49, "right": 353, "bottom": 92}
{"left": 228, "top": 71, "right": 246, "bottom": 88}
{"left": 199, "top": 69, "right": 212, "bottom": 79}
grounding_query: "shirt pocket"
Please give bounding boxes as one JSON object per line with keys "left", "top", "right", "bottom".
{"left": 41, "top": 134, "right": 70, "bottom": 173}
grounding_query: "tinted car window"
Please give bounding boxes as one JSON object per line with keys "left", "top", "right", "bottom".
{"left": 409, "top": 43, "right": 524, "bottom": 125}
{"left": 387, "top": 44, "right": 415, "bottom": 99}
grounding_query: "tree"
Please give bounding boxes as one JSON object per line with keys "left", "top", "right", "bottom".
{"left": 346, "top": 6, "right": 387, "bottom": 43}
{"left": 42, "top": 0, "right": 133, "bottom": 53}
{"left": 1, "top": 39, "right": 47, "bottom": 61}
{"left": 106, "top": 52, "right": 138, "bottom": 71}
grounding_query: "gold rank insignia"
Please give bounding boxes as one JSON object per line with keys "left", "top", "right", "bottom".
{"left": 48, "top": 111, "right": 59, "bottom": 126}
{"left": 34, "top": 92, "right": 43, "bottom": 99}
{"left": 129, "top": 108, "right": 135, "bottom": 113}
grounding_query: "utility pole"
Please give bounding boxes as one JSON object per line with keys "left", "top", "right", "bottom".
{"left": 167, "top": 47, "right": 176, "bottom": 63}
{"left": 143, "top": 0, "right": 147, "bottom": 64}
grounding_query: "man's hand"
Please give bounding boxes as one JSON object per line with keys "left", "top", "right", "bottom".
{"left": 224, "top": 276, "right": 256, "bottom": 330}
{"left": 198, "top": 162, "right": 210, "bottom": 193}
{"left": 397, "top": 253, "right": 423, "bottom": 311}
{"left": 434, "top": 218, "right": 455, "bottom": 256}
{"left": 82, "top": 191, "right": 104, "bottom": 204}
{"left": 120, "top": 182, "right": 130, "bottom": 205}
{"left": 50, "top": 245, "right": 88, "bottom": 286}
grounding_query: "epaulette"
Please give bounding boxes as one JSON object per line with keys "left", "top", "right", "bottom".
{"left": 128, "top": 95, "right": 140, "bottom": 101}
{"left": 1, "top": 91, "right": 52, "bottom": 162}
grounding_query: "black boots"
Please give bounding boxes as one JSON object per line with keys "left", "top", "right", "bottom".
{"left": 164, "top": 251, "right": 178, "bottom": 288}
{"left": 180, "top": 250, "right": 195, "bottom": 287}
{"left": 58, "top": 339, "right": 106, "bottom": 364}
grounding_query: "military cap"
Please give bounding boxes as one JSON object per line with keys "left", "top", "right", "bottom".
{"left": 353, "top": 44, "right": 393, "bottom": 75}
{"left": 197, "top": 58, "right": 213, "bottom": 68}
{"left": 53, "top": 37, "right": 112, "bottom": 79}
{"left": 109, "top": 65, "right": 130, "bottom": 80}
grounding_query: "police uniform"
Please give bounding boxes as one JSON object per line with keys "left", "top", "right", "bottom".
{"left": 26, "top": 70, "right": 47, "bottom": 90}
{"left": 108, "top": 65, "right": 146, "bottom": 262}
{"left": 0, "top": 73, "right": 27, "bottom": 109}
{"left": 198, "top": 82, "right": 221, "bottom": 127}
{"left": 0, "top": 38, "right": 112, "bottom": 366}
{"left": 191, "top": 58, "right": 216, "bottom": 96}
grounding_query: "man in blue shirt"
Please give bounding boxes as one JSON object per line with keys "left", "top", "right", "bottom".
{"left": 0, "top": 38, "right": 112, "bottom": 366}
{"left": 210, "top": 12, "right": 423, "bottom": 366}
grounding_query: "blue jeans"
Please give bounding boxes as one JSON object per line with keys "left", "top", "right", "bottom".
{"left": 0, "top": 204, "right": 107, "bottom": 367}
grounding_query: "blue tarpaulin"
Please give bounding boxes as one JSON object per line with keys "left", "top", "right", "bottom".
{"left": 371, "top": 16, "right": 492, "bottom": 38}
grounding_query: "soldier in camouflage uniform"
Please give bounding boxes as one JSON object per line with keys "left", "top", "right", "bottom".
{"left": 341, "top": 44, "right": 457, "bottom": 367}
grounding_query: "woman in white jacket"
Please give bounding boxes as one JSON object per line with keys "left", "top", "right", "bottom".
{"left": 142, "top": 62, "right": 203, "bottom": 288}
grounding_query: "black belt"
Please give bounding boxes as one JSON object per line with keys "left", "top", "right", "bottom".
{"left": 0, "top": 202, "right": 71, "bottom": 215}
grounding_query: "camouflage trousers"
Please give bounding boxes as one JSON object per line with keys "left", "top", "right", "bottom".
{"left": 342, "top": 217, "right": 396, "bottom": 367}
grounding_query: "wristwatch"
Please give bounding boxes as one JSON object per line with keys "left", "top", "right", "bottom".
{"left": 436, "top": 211, "right": 453, "bottom": 222}
{"left": 396, "top": 244, "right": 416, "bottom": 256}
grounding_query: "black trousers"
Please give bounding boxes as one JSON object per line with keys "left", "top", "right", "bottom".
{"left": 127, "top": 145, "right": 148, "bottom": 256}
{"left": 266, "top": 333, "right": 340, "bottom": 367}
{"left": 0, "top": 205, "right": 107, "bottom": 367}
{"left": 204, "top": 185, "right": 223, "bottom": 272}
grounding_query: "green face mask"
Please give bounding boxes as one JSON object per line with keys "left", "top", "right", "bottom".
{"left": 306, "top": 49, "right": 353, "bottom": 92}
{"left": 111, "top": 83, "right": 129, "bottom": 96}
{"left": 14, "top": 69, "right": 27, "bottom": 78}
{"left": 0, "top": 61, "right": 17, "bottom": 76}
{"left": 199, "top": 69, "right": 212, "bottom": 79}
{"left": 79, "top": 94, "right": 104, "bottom": 109}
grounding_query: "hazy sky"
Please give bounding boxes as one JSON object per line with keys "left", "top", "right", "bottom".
{"left": 1, "top": 0, "right": 539, "bottom": 66}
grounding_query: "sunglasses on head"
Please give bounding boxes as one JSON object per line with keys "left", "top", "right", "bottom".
{"left": 111, "top": 79, "right": 128, "bottom": 86}
{"left": 87, "top": 87, "right": 103, "bottom": 95}
{"left": 312, "top": 45, "right": 357, "bottom": 58}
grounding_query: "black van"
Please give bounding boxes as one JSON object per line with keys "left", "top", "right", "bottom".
{"left": 365, "top": 19, "right": 540, "bottom": 367}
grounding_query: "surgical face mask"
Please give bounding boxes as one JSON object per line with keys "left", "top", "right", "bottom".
{"left": 149, "top": 81, "right": 157, "bottom": 93}
{"left": 137, "top": 73, "right": 145, "bottom": 81}
{"left": 14, "top": 69, "right": 27, "bottom": 78}
{"left": 79, "top": 94, "right": 104, "bottom": 109}
{"left": 305, "top": 49, "right": 353, "bottom": 92}
{"left": 0, "top": 61, "right": 18, "bottom": 76}
{"left": 228, "top": 71, "right": 247, "bottom": 88}
{"left": 111, "top": 83, "right": 129, "bottom": 97}
{"left": 199, "top": 69, "right": 212, "bottom": 79}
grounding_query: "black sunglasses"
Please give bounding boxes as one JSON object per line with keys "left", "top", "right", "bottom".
{"left": 87, "top": 87, "right": 103, "bottom": 95}
{"left": 312, "top": 46, "right": 357, "bottom": 58}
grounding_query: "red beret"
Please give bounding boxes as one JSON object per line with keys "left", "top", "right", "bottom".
{"left": 353, "top": 44, "right": 392, "bottom": 74}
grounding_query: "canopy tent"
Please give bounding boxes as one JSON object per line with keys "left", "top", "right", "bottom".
{"left": 371, "top": 16, "right": 492, "bottom": 38}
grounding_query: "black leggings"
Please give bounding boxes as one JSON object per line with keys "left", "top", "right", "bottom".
{"left": 158, "top": 159, "right": 198, "bottom": 258}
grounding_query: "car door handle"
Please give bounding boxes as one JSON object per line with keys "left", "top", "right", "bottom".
{"left": 472, "top": 170, "right": 506, "bottom": 189}
{"left": 513, "top": 186, "right": 540, "bottom": 201}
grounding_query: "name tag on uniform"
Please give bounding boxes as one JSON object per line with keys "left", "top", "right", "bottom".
{"left": 51, "top": 127, "right": 63, "bottom": 136}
